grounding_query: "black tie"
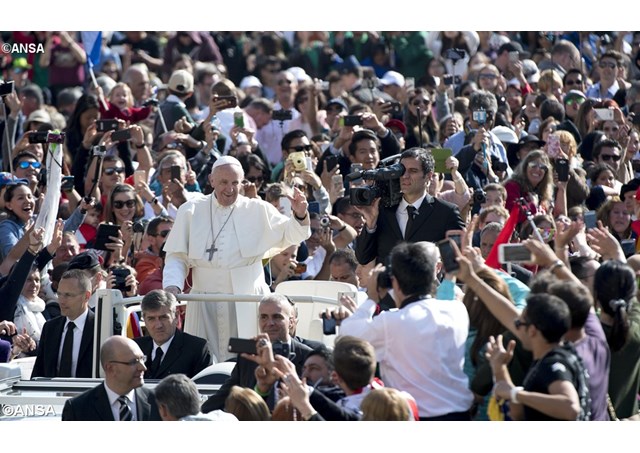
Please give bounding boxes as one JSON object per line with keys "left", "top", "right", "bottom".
{"left": 149, "top": 347, "right": 164, "bottom": 377}
{"left": 118, "top": 396, "right": 133, "bottom": 421}
{"left": 59, "top": 321, "right": 75, "bottom": 377}
{"left": 405, "top": 205, "right": 417, "bottom": 239}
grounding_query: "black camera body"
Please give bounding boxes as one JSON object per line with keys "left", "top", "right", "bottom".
{"left": 272, "top": 109, "right": 293, "bottom": 122}
{"left": 473, "top": 188, "right": 487, "bottom": 204}
{"left": 445, "top": 48, "right": 466, "bottom": 61}
{"left": 319, "top": 215, "right": 331, "bottom": 228}
{"left": 349, "top": 162, "right": 405, "bottom": 208}
{"left": 271, "top": 341, "right": 290, "bottom": 358}
{"left": 132, "top": 220, "right": 148, "bottom": 234}
{"left": 491, "top": 161, "right": 508, "bottom": 173}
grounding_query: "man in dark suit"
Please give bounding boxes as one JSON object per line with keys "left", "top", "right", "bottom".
{"left": 133, "top": 290, "right": 211, "bottom": 380}
{"left": 32, "top": 269, "right": 94, "bottom": 379}
{"left": 201, "top": 294, "right": 312, "bottom": 413}
{"left": 62, "top": 335, "right": 159, "bottom": 421}
{"left": 355, "top": 148, "right": 465, "bottom": 265}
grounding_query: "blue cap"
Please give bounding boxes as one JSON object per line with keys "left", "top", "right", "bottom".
{"left": 0, "top": 173, "right": 28, "bottom": 189}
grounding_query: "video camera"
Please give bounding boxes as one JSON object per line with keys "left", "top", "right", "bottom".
{"left": 347, "top": 158, "right": 405, "bottom": 208}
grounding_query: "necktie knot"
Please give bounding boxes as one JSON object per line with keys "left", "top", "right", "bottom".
{"left": 406, "top": 205, "right": 417, "bottom": 218}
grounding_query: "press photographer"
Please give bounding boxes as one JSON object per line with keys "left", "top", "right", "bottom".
{"left": 354, "top": 148, "right": 465, "bottom": 265}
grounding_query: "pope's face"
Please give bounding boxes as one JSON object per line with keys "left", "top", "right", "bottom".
{"left": 209, "top": 164, "right": 244, "bottom": 206}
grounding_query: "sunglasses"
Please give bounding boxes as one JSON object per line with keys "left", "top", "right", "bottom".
{"left": 598, "top": 61, "right": 617, "bottom": 69}
{"left": 565, "top": 97, "right": 585, "bottom": 107}
{"left": 104, "top": 167, "right": 125, "bottom": 176}
{"left": 565, "top": 79, "right": 583, "bottom": 86}
{"left": 514, "top": 318, "right": 531, "bottom": 329}
{"left": 479, "top": 73, "right": 498, "bottom": 79}
{"left": 246, "top": 176, "right": 264, "bottom": 183}
{"left": 527, "top": 162, "right": 549, "bottom": 171}
{"left": 113, "top": 199, "right": 136, "bottom": 209}
{"left": 277, "top": 79, "right": 293, "bottom": 86}
{"left": 289, "top": 144, "right": 313, "bottom": 152}
{"left": 601, "top": 154, "right": 621, "bottom": 162}
{"left": 411, "top": 99, "right": 431, "bottom": 106}
{"left": 150, "top": 230, "right": 171, "bottom": 238}
{"left": 18, "top": 161, "right": 42, "bottom": 169}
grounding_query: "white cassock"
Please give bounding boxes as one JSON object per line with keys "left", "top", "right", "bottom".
{"left": 163, "top": 193, "right": 310, "bottom": 362}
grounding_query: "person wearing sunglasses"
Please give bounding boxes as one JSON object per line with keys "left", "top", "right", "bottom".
{"left": 403, "top": 88, "right": 438, "bottom": 149}
{"left": 586, "top": 51, "right": 624, "bottom": 101}
{"left": 592, "top": 138, "right": 624, "bottom": 191}
{"left": 101, "top": 184, "right": 145, "bottom": 267}
{"left": 562, "top": 69, "right": 586, "bottom": 94}
{"left": 12, "top": 151, "right": 41, "bottom": 192}
{"left": 504, "top": 150, "right": 554, "bottom": 227}
{"left": 134, "top": 215, "right": 174, "bottom": 285}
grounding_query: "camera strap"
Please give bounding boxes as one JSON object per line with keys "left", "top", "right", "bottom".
{"left": 399, "top": 294, "right": 430, "bottom": 309}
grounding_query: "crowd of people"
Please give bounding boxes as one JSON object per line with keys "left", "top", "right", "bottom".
{"left": 1, "top": 30, "right": 640, "bottom": 421}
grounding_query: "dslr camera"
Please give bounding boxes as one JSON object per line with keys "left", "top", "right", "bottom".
{"left": 473, "top": 188, "right": 487, "bottom": 204}
{"left": 348, "top": 160, "right": 405, "bottom": 208}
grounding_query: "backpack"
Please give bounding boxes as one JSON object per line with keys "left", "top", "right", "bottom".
{"left": 551, "top": 343, "right": 592, "bottom": 421}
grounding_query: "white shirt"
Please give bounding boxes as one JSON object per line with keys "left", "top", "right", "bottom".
{"left": 255, "top": 101, "right": 300, "bottom": 166}
{"left": 396, "top": 193, "right": 427, "bottom": 238}
{"left": 339, "top": 298, "right": 474, "bottom": 418}
{"left": 57, "top": 308, "right": 89, "bottom": 378}
{"left": 105, "top": 384, "right": 138, "bottom": 421}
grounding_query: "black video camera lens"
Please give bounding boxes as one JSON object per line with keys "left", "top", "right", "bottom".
{"left": 473, "top": 188, "right": 487, "bottom": 204}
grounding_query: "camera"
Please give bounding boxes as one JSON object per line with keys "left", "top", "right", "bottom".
{"left": 29, "top": 131, "right": 49, "bottom": 144}
{"left": 132, "top": 219, "right": 148, "bottom": 234}
{"left": 472, "top": 109, "right": 487, "bottom": 126}
{"left": 272, "top": 109, "right": 293, "bottom": 122}
{"left": 271, "top": 341, "right": 290, "bottom": 358}
{"left": 491, "top": 160, "right": 508, "bottom": 173}
{"left": 473, "top": 188, "right": 487, "bottom": 204}
{"left": 348, "top": 161, "right": 405, "bottom": 208}
{"left": 377, "top": 267, "right": 393, "bottom": 289}
{"left": 445, "top": 48, "right": 466, "bottom": 61}
{"left": 319, "top": 215, "right": 331, "bottom": 228}
{"left": 288, "top": 151, "right": 307, "bottom": 171}
{"left": 92, "top": 145, "right": 107, "bottom": 157}
{"left": 142, "top": 97, "right": 159, "bottom": 108}
{"left": 362, "top": 78, "right": 376, "bottom": 89}
{"left": 111, "top": 267, "right": 131, "bottom": 293}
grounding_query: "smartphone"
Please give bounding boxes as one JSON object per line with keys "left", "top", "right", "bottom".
{"left": 61, "top": 176, "right": 75, "bottom": 191}
{"left": 28, "top": 131, "right": 49, "bottom": 144}
{"left": 0, "top": 80, "right": 15, "bottom": 97}
{"left": 279, "top": 196, "right": 292, "bottom": 217}
{"left": 498, "top": 243, "right": 532, "bottom": 264}
{"left": 170, "top": 165, "right": 182, "bottom": 181}
{"left": 338, "top": 291, "right": 357, "bottom": 304}
{"left": 472, "top": 110, "right": 487, "bottom": 125}
{"left": 228, "top": 337, "right": 257, "bottom": 355}
{"left": 340, "top": 115, "right": 363, "bottom": 127}
{"left": 111, "top": 128, "right": 132, "bottom": 142}
{"left": 509, "top": 51, "right": 519, "bottom": 63}
{"left": 332, "top": 174, "right": 344, "bottom": 193}
{"left": 546, "top": 134, "right": 562, "bottom": 159}
{"left": 594, "top": 108, "right": 614, "bottom": 121}
{"left": 325, "top": 155, "right": 339, "bottom": 172}
{"left": 93, "top": 223, "right": 121, "bottom": 251}
{"left": 430, "top": 148, "right": 453, "bottom": 174}
{"left": 556, "top": 158, "right": 569, "bottom": 182}
{"left": 445, "top": 230, "right": 463, "bottom": 248}
{"left": 621, "top": 239, "right": 636, "bottom": 257}
{"left": 233, "top": 111, "right": 244, "bottom": 128}
{"left": 445, "top": 49, "right": 466, "bottom": 61}
{"left": 308, "top": 201, "right": 320, "bottom": 214}
{"left": 388, "top": 101, "right": 402, "bottom": 115}
{"left": 272, "top": 109, "right": 293, "bottom": 121}
{"left": 134, "top": 169, "right": 147, "bottom": 187}
{"left": 96, "top": 119, "right": 119, "bottom": 132}
{"left": 216, "top": 95, "right": 237, "bottom": 108}
{"left": 111, "top": 267, "right": 131, "bottom": 292}
{"left": 321, "top": 312, "right": 337, "bottom": 335}
{"left": 437, "top": 239, "right": 460, "bottom": 273}
{"left": 110, "top": 44, "right": 127, "bottom": 56}
{"left": 583, "top": 210, "right": 597, "bottom": 230}
{"left": 443, "top": 75, "right": 454, "bottom": 86}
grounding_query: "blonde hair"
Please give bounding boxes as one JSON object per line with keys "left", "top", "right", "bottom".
{"left": 109, "top": 82, "right": 134, "bottom": 109}
{"left": 538, "top": 69, "right": 563, "bottom": 94}
{"left": 224, "top": 386, "right": 271, "bottom": 421}
{"left": 552, "top": 130, "right": 578, "bottom": 160}
{"left": 361, "top": 388, "right": 411, "bottom": 421}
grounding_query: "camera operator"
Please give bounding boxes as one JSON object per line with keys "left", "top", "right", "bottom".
{"left": 443, "top": 91, "right": 510, "bottom": 178}
{"left": 354, "top": 148, "right": 465, "bottom": 265}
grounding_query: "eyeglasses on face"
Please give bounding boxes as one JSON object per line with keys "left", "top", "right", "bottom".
{"left": 565, "top": 79, "right": 583, "bottom": 86}
{"left": 527, "top": 162, "right": 549, "bottom": 172}
{"left": 601, "top": 154, "right": 621, "bottom": 162}
{"left": 411, "top": 99, "right": 431, "bottom": 106}
{"left": 479, "top": 73, "right": 498, "bottom": 79}
{"left": 110, "top": 355, "right": 147, "bottom": 366}
{"left": 514, "top": 318, "right": 531, "bottom": 329}
{"left": 246, "top": 176, "right": 264, "bottom": 183}
{"left": 289, "top": 144, "right": 313, "bottom": 152}
{"left": 113, "top": 199, "right": 136, "bottom": 209}
{"left": 18, "top": 161, "right": 42, "bottom": 169}
{"left": 565, "top": 97, "right": 585, "bottom": 106}
{"left": 104, "top": 167, "right": 125, "bottom": 176}
{"left": 598, "top": 61, "right": 617, "bottom": 69}
{"left": 150, "top": 229, "right": 171, "bottom": 238}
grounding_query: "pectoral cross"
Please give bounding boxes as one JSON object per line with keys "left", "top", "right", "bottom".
{"left": 206, "top": 244, "right": 218, "bottom": 261}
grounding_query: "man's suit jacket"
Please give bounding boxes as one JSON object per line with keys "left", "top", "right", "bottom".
{"left": 61, "top": 383, "right": 159, "bottom": 421}
{"left": 201, "top": 339, "right": 312, "bottom": 413}
{"left": 133, "top": 329, "right": 212, "bottom": 380}
{"left": 31, "top": 311, "right": 95, "bottom": 379}
{"left": 355, "top": 194, "right": 465, "bottom": 265}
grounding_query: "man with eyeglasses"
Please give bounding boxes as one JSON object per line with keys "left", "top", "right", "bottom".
{"left": 592, "top": 138, "right": 624, "bottom": 191}
{"left": 62, "top": 335, "right": 160, "bottom": 421}
{"left": 134, "top": 215, "right": 174, "bottom": 284}
{"left": 32, "top": 269, "right": 95, "bottom": 378}
{"left": 586, "top": 51, "right": 624, "bottom": 100}
{"left": 562, "top": 69, "right": 586, "bottom": 94}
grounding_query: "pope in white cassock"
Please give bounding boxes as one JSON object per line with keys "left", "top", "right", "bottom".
{"left": 163, "top": 156, "right": 311, "bottom": 362}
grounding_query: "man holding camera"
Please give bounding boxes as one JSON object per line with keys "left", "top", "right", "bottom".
{"left": 354, "top": 148, "right": 465, "bottom": 265}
